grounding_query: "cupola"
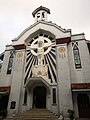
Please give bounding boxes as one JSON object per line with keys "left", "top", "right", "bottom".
{"left": 32, "top": 6, "right": 50, "bottom": 22}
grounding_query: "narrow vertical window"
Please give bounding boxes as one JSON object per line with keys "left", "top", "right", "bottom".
{"left": 7, "top": 53, "right": 14, "bottom": 74}
{"left": 52, "top": 88, "right": 56, "bottom": 104}
{"left": 37, "top": 13, "right": 40, "bottom": 18}
{"left": 37, "top": 12, "right": 41, "bottom": 21}
{"left": 73, "top": 44, "right": 81, "bottom": 69}
{"left": 0, "top": 53, "right": 4, "bottom": 72}
{"left": 42, "top": 12, "right": 45, "bottom": 18}
{"left": 0, "top": 59, "right": 3, "bottom": 72}
{"left": 24, "top": 90, "right": 27, "bottom": 105}
{"left": 87, "top": 43, "right": 90, "bottom": 54}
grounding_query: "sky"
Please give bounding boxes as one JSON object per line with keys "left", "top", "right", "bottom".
{"left": 0, "top": 0, "right": 90, "bottom": 53}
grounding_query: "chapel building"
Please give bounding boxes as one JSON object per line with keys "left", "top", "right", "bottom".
{"left": 0, "top": 6, "right": 90, "bottom": 119}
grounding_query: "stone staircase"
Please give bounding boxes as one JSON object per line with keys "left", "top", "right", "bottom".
{"left": 5, "top": 109, "right": 58, "bottom": 120}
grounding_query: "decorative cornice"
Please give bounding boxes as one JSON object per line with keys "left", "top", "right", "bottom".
{"left": 12, "top": 21, "right": 71, "bottom": 42}
{"left": 0, "top": 86, "right": 11, "bottom": 93}
{"left": 71, "top": 83, "right": 90, "bottom": 90}
{"left": 71, "top": 33, "right": 85, "bottom": 36}
{"left": 56, "top": 37, "right": 71, "bottom": 44}
{"left": 13, "top": 44, "right": 26, "bottom": 50}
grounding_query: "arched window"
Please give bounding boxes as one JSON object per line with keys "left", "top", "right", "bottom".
{"left": 7, "top": 53, "right": 14, "bottom": 74}
{"left": 73, "top": 43, "right": 81, "bottom": 69}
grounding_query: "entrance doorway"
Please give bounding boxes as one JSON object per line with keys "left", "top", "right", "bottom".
{"left": 77, "top": 93, "right": 90, "bottom": 118}
{"left": 33, "top": 86, "right": 46, "bottom": 108}
{"left": 0, "top": 94, "right": 9, "bottom": 111}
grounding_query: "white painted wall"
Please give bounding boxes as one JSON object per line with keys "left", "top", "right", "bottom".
{"left": 0, "top": 50, "right": 13, "bottom": 86}
{"left": 7, "top": 50, "right": 25, "bottom": 116}
{"left": 67, "top": 42, "right": 77, "bottom": 83}
{"left": 56, "top": 44, "right": 73, "bottom": 118}
{"left": 78, "top": 40, "right": 90, "bottom": 83}
{"left": 68, "top": 34, "right": 90, "bottom": 84}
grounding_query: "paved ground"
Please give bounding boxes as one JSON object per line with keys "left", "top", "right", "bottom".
{"left": 76, "top": 118, "right": 90, "bottom": 120}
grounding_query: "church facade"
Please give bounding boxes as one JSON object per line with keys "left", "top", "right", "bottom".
{"left": 0, "top": 6, "right": 90, "bottom": 119}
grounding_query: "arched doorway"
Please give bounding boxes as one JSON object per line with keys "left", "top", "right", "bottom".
{"left": 33, "top": 86, "right": 46, "bottom": 108}
{"left": 77, "top": 93, "right": 90, "bottom": 118}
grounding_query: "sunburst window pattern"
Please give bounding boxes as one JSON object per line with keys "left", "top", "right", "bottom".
{"left": 24, "top": 34, "right": 57, "bottom": 84}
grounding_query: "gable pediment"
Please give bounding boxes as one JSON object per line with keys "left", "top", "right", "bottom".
{"left": 12, "top": 21, "right": 71, "bottom": 46}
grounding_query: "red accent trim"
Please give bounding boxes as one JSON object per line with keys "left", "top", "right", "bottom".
{"left": 0, "top": 86, "right": 11, "bottom": 92}
{"left": 86, "top": 40, "right": 90, "bottom": 43}
{"left": 71, "top": 83, "right": 90, "bottom": 90}
{"left": 56, "top": 37, "right": 71, "bottom": 44}
{"left": 13, "top": 44, "right": 26, "bottom": 50}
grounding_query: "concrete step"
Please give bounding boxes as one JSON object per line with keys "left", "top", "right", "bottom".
{"left": 4, "top": 109, "right": 58, "bottom": 120}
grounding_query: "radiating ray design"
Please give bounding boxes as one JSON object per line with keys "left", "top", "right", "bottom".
{"left": 44, "top": 46, "right": 57, "bottom": 83}
{"left": 24, "top": 46, "right": 57, "bottom": 84}
{"left": 24, "top": 50, "right": 37, "bottom": 84}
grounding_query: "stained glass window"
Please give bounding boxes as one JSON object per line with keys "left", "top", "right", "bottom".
{"left": 7, "top": 53, "right": 14, "bottom": 74}
{"left": 73, "top": 44, "right": 81, "bottom": 69}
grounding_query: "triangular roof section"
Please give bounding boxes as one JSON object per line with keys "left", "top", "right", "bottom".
{"left": 12, "top": 21, "right": 71, "bottom": 46}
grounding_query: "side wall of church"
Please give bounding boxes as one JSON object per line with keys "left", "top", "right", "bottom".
{"left": 56, "top": 43, "right": 73, "bottom": 118}
{"left": 0, "top": 50, "right": 13, "bottom": 86}
{"left": 78, "top": 40, "right": 90, "bottom": 82}
{"left": 68, "top": 34, "right": 90, "bottom": 84}
{"left": 68, "top": 35, "right": 90, "bottom": 117}
{"left": 7, "top": 49, "right": 25, "bottom": 116}
{"left": 67, "top": 42, "right": 77, "bottom": 83}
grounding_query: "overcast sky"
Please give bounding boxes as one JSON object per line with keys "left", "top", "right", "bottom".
{"left": 0, "top": 0, "right": 90, "bottom": 53}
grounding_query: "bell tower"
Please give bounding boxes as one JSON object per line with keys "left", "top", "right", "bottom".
{"left": 32, "top": 6, "right": 50, "bottom": 22}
